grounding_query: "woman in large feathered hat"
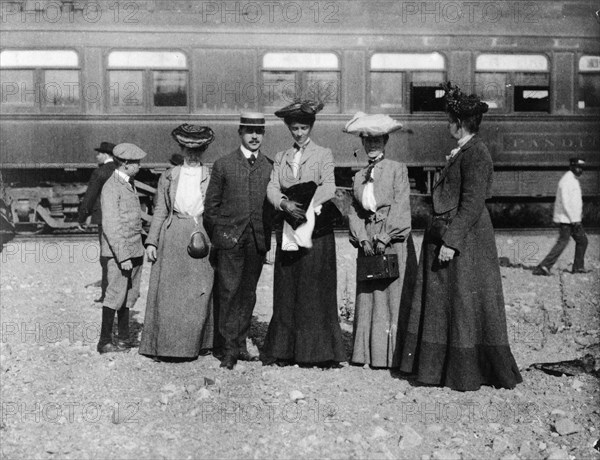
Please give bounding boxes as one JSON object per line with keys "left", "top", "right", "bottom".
{"left": 397, "top": 83, "right": 523, "bottom": 391}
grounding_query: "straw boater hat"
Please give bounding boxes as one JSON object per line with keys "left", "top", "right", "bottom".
{"left": 343, "top": 112, "right": 403, "bottom": 137}
{"left": 239, "top": 112, "right": 266, "bottom": 127}
{"left": 441, "top": 81, "right": 489, "bottom": 117}
{"left": 171, "top": 124, "right": 215, "bottom": 149}
{"left": 112, "top": 143, "right": 147, "bottom": 161}
{"left": 275, "top": 99, "right": 324, "bottom": 124}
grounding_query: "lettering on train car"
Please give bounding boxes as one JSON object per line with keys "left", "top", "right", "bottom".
{"left": 503, "top": 135, "right": 600, "bottom": 152}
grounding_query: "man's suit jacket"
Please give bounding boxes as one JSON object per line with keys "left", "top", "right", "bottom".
{"left": 267, "top": 140, "right": 336, "bottom": 210}
{"left": 431, "top": 135, "right": 494, "bottom": 253}
{"left": 146, "top": 165, "right": 211, "bottom": 248}
{"left": 101, "top": 171, "right": 145, "bottom": 262}
{"left": 204, "top": 149, "right": 273, "bottom": 252}
{"left": 78, "top": 161, "right": 117, "bottom": 225}
{"left": 349, "top": 158, "right": 411, "bottom": 246}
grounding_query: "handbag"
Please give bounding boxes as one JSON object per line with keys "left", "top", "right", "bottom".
{"left": 356, "top": 253, "right": 399, "bottom": 282}
{"left": 187, "top": 217, "right": 210, "bottom": 259}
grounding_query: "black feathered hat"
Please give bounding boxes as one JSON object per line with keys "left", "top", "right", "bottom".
{"left": 441, "top": 81, "right": 489, "bottom": 117}
{"left": 275, "top": 99, "right": 324, "bottom": 124}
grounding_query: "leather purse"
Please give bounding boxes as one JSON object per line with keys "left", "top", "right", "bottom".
{"left": 356, "top": 254, "right": 399, "bottom": 282}
{"left": 187, "top": 217, "right": 210, "bottom": 259}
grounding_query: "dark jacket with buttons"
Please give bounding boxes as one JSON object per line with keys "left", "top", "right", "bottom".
{"left": 432, "top": 135, "right": 494, "bottom": 253}
{"left": 204, "top": 148, "right": 273, "bottom": 252}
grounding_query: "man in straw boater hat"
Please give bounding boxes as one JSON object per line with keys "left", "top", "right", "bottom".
{"left": 97, "top": 143, "right": 147, "bottom": 354}
{"left": 534, "top": 157, "right": 589, "bottom": 275}
{"left": 204, "top": 113, "right": 274, "bottom": 370}
{"left": 77, "top": 141, "right": 117, "bottom": 303}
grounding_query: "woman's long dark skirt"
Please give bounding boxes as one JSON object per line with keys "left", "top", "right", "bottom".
{"left": 262, "top": 232, "right": 347, "bottom": 363}
{"left": 398, "top": 210, "right": 523, "bottom": 391}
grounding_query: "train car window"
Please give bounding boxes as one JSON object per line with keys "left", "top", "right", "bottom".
{"left": 43, "top": 70, "right": 80, "bottom": 107}
{"left": 107, "top": 51, "right": 188, "bottom": 112}
{"left": 476, "top": 54, "right": 549, "bottom": 113}
{"left": 108, "top": 51, "right": 187, "bottom": 69}
{"left": 474, "top": 72, "right": 507, "bottom": 110}
{"left": 0, "top": 49, "right": 80, "bottom": 112}
{"left": 0, "top": 70, "right": 35, "bottom": 106}
{"left": 370, "top": 53, "right": 445, "bottom": 114}
{"left": 262, "top": 71, "right": 296, "bottom": 110}
{"left": 0, "top": 50, "right": 78, "bottom": 68}
{"left": 578, "top": 56, "right": 600, "bottom": 110}
{"left": 109, "top": 70, "right": 144, "bottom": 108}
{"left": 153, "top": 71, "right": 187, "bottom": 107}
{"left": 262, "top": 52, "right": 340, "bottom": 113}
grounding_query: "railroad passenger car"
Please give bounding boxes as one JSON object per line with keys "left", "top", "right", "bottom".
{"left": 0, "top": 0, "right": 599, "bottom": 231}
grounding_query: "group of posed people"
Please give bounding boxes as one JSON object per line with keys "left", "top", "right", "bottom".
{"left": 85, "top": 82, "right": 524, "bottom": 392}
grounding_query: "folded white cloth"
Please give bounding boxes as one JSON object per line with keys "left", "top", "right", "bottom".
{"left": 282, "top": 200, "right": 322, "bottom": 251}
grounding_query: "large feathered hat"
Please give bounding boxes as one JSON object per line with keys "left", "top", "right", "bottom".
{"left": 171, "top": 124, "right": 215, "bottom": 149}
{"left": 442, "top": 81, "right": 488, "bottom": 117}
{"left": 343, "top": 112, "right": 403, "bottom": 137}
{"left": 275, "top": 99, "right": 324, "bottom": 124}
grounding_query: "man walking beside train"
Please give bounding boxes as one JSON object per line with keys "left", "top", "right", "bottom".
{"left": 204, "top": 113, "right": 274, "bottom": 370}
{"left": 534, "top": 158, "right": 589, "bottom": 276}
{"left": 77, "top": 141, "right": 117, "bottom": 302}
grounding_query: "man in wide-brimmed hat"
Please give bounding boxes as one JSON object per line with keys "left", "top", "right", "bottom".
{"left": 98, "top": 143, "right": 147, "bottom": 354}
{"left": 77, "top": 141, "right": 117, "bottom": 302}
{"left": 204, "top": 113, "right": 274, "bottom": 370}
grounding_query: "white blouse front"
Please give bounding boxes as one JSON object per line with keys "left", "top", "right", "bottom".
{"left": 174, "top": 165, "right": 204, "bottom": 216}
{"left": 361, "top": 168, "right": 378, "bottom": 213}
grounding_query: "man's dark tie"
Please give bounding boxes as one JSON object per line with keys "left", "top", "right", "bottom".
{"left": 248, "top": 154, "right": 256, "bottom": 166}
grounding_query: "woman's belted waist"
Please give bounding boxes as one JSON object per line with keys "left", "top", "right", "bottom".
{"left": 367, "top": 205, "right": 390, "bottom": 223}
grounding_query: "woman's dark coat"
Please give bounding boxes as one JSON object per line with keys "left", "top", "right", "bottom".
{"left": 399, "top": 136, "right": 523, "bottom": 391}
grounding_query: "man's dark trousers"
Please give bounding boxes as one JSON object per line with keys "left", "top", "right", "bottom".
{"left": 216, "top": 223, "right": 264, "bottom": 358}
{"left": 539, "top": 223, "right": 588, "bottom": 271}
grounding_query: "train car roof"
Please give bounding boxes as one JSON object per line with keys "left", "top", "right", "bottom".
{"left": 1, "top": 0, "right": 599, "bottom": 39}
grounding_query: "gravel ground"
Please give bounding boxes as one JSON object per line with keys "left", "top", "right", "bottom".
{"left": 1, "top": 230, "right": 599, "bottom": 460}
